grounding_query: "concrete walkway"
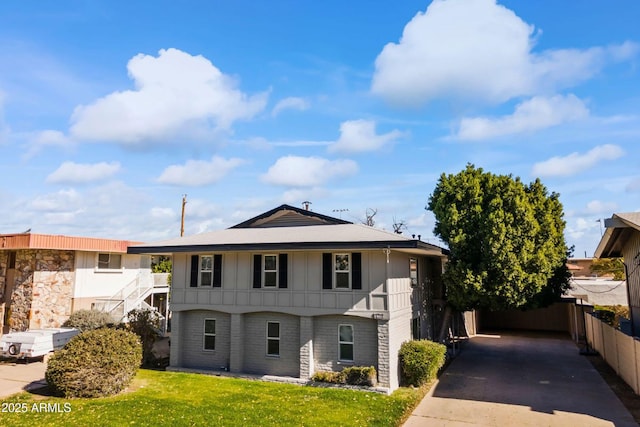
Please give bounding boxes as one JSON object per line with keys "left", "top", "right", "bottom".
{"left": 404, "top": 333, "right": 638, "bottom": 426}
{"left": 0, "top": 360, "right": 47, "bottom": 399}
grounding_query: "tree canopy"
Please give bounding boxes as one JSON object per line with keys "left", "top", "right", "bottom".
{"left": 590, "top": 258, "right": 625, "bottom": 280}
{"left": 427, "top": 164, "right": 571, "bottom": 311}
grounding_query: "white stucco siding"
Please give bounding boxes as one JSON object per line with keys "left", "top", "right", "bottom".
{"left": 72, "top": 252, "right": 148, "bottom": 298}
{"left": 313, "top": 315, "right": 378, "bottom": 373}
{"left": 242, "top": 312, "right": 300, "bottom": 377}
{"left": 179, "top": 310, "right": 231, "bottom": 370}
{"left": 387, "top": 309, "right": 413, "bottom": 390}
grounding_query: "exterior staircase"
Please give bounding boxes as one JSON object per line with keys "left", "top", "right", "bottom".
{"left": 93, "top": 272, "right": 169, "bottom": 333}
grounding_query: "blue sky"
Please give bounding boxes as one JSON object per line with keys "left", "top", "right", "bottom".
{"left": 1, "top": 0, "right": 639, "bottom": 257}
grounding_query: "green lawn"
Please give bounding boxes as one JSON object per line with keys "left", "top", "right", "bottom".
{"left": 0, "top": 369, "right": 424, "bottom": 426}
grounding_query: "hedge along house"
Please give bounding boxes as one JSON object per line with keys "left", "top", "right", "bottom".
{"left": 128, "top": 204, "right": 447, "bottom": 391}
{"left": 0, "top": 232, "right": 168, "bottom": 333}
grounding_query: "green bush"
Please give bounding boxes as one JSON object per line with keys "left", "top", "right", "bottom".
{"left": 62, "top": 309, "right": 115, "bottom": 332}
{"left": 399, "top": 340, "right": 446, "bottom": 387}
{"left": 46, "top": 328, "right": 142, "bottom": 398}
{"left": 126, "top": 308, "right": 161, "bottom": 367}
{"left": 594, "top": 307, "right": 616, "bottom": 326}
{"left": 342, "top": 366, "right": 377, "bottom": 386}
{"left": 311, "top": 370, "right": 344, "bottom": 383}
{"left": 311, "top": 366, "right": 377, "bottom": 386}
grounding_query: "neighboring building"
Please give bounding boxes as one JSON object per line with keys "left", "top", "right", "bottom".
{"left": 0, "top": 233, "right": 169, "bottom": 333}
{"left": 565, "top": 277, "right": 628, "bottom": 306}
{"left": 595, "top": 212, "right": 640, "bottom": 334}
{"left": 128, "top": 204, "right": 448, "bottom": 391}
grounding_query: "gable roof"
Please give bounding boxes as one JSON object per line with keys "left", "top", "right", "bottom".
{"left": 230, "top": 204, "right": 350, "bottom": 228}
{"left": 128, "top": 205, "right": 448, "bottom": 257}
{"left": 594, "top": 212, "right": 640, "bottom": 258}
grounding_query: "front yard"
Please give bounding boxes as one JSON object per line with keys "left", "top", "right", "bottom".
{"left": 0, "top": 369, "right": 423, "bottom": 426}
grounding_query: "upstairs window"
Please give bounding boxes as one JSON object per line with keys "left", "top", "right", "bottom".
{"left": 190, "top": 255, "right": 222, "bottom": 287}
{"left": 97, "top": 253, "right": 122, "bottom": 270}
{"left": 253, "top": 254, "right": 288, "bottom": 289}
{"left": 200, "top": 256, "right": 213, "bottom": 286}
{"left": 410, "top": 258, "right": 418, "bottom": 287}
{"left": 264, "top": 255, "right": 278, "bottom": 288}
{"left": 335, "top": 254, "right": 350, "bottom": 289}
{"left": 322, "top": 253, "right": 361, "bottom": 290}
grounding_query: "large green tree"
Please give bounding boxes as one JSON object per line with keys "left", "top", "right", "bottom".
{"left": 427, "top": 164, "right": 571, "bottom": 311}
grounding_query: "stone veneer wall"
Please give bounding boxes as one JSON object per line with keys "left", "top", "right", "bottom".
{"left": 29, "top": 250, "right": 75, "bottom": 329}
{"left": 8, "top": 251, "right": 36, "bottom": 331}
{"left": 8, "top": 250, "right": 75, "bottom": 331}
{"left": 0, "top": 252, "right": 6, "bottom": 302}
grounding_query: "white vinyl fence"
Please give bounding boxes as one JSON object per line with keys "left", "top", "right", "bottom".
{"left": 585, "top": 313, "right": 640, "bottom": 394}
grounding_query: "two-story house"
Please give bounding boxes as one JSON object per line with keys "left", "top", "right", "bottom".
{"left": 128, "top": 204, "right": 447, "bottom": 391}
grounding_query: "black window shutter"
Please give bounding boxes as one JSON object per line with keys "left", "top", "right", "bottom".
{"left": 213, "top": 254, "right": 222, "bottom": 287}
{"left": 253, "top": 254, "right": 262, "bottom": 288}
{"left": 190, "top": 255, "right": 199, "bottom": 287}
{"left": 278, "top": 253, "right": 288, "bottom": 288}
{"left": 352, "top": 252, "right": 362, "bottom": 290}
{"left": 322, "top": 253, "right": 332, "bottom": 289}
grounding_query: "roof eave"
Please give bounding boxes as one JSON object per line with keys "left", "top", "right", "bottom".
{"left": 128, "top": 240, "right": 448, "bottom": 256}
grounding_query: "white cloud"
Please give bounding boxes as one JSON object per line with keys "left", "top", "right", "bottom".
{"left": 532, "top": 144, "right": 624, "bottom": 177}
{"left": 627, "top": 178, "right": 640, "bottom": 193}
{"left": 584, "top": 200, "right": 618, "bottom": 215}
{"left": 281, "top": 187, "right": 329, "bottom": 205}
{"left": 70, "top": 48, "right": 268, "bottom": 144}
{"left": 262, "top": 156, "right": 358, "bottom": 187}
{"left": 150, "top": 207, "right": 175, "bottom": 219}
{"left": 157, "top": 156, "right": 244, "bottom": 186}
{"left": 371, "top": 0, "right": 638, "bottom": 106}
{"left": 0, "top": 90, "right": 9, "bottom": 145}
{"left": 46, "top": 161, "right": 121, "bottom": 184}
{"left": 457, "top": 94, "right": 589, "bottom": 140}
{"left": 328, "top": 119, "right": 405, "bottom": 153}
{"left": 272, "top": 97, "right": 310, "bottom": 117}
{"left": 31, "top": 189, "right": 81, "bottom": 212}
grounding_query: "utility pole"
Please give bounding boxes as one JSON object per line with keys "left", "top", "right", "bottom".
{"left": 180, "top": 194, "right": 187, "bottom": 237}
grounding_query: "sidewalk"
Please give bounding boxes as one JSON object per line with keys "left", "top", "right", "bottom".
{"left": 404, "top": 333, "right": 637, "bottom": 426}
{"left": 0, "top": 360, "right": 47, "bottom": 399}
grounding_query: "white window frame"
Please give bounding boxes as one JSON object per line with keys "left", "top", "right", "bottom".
{"left": 203, "top": 318, "right": 216, "bottom": 351}
{"left": 200, "top": 255, "right": 213, "bottom": 287}
{"left": 263, "top": 254, "right": 278, "bottom": 288}
{"left": 338, "top": 324, "right": 354, "bottom": 362}
{"left": 334, "top": 253, "right": 351, "bottom": 289}
{"left": 266, "top": 321, "right": 280, "bottom": 357}
{"left": 96, "top": 253, "right": 122, "bottom": 271}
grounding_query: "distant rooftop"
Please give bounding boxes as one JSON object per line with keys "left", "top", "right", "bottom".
{"left": 0, "top": 233, "right": 141, "bottom": 253}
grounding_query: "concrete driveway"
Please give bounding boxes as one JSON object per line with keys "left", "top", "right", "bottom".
{"left": 0, "top": 359, "right": 47, "bottom": 399}
{"left": 405, "top": 333, "right": 638, "bottom": 426}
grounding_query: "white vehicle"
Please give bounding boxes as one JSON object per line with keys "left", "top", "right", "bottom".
{"left": 0, "top": 328, "right": 80, "bottom": 359}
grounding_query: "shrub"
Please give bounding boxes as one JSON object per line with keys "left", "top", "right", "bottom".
{"left": 342, "top": 366, "right": 377, "bottom": 386}
{"left": 311, "top": 366, "right": 377, "bottom": 386}
{"left": 312, "top": 370, "right": 345, "bottom": 383}
{"left": 46, "top": 328, "right": 142, "bottom": 398}
{"left": 62, "top": 309, "right": 115, "bottom": 332}
{"left": 126, "top": 308, "right": 161, "bottom": 367}
{"left": 399, "top": 340, "right": 446, "bottom": 387}
{"left": 594, "top": 306, "right": 616, "bottom": 326}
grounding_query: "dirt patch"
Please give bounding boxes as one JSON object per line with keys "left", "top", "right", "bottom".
{"left": 584, "top": 353, "right": 640, "bottom": 424}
